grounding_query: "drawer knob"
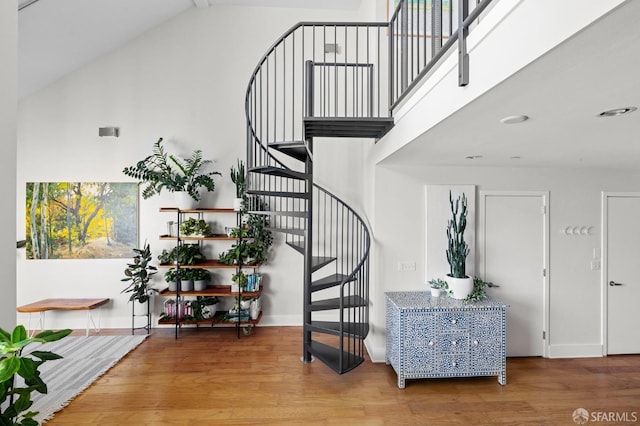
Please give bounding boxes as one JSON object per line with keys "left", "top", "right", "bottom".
{"left": 452, "top": 361, "right": 457, "bottom": 367}
{"left": 428, "top": 340, "right": 435, "bottom": 346}
{"left": 451, "top": 319, "right": 457, "bottom": 324}
{"left": 451, "top": 340, "right": 457, "bottom": 346}
{"left": 473, "top": 340, "right": 479, "bottom": 346}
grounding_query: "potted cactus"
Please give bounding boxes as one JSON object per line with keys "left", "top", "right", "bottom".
{"left": 445, "top": 191, "right": 473, "bottom": 299}
{"left": 230, "top": 159, "right": 246, "bottom": 211}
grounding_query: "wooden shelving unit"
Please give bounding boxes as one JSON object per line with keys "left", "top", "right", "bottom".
{"left": 158, "top": 207, "right": 263, "bottom": 338}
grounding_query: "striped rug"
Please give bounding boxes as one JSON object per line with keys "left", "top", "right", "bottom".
{"left": 23, "top": 335, "right": 147, "bottom": 423}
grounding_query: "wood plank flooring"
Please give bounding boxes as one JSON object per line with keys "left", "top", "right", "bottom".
{"left": 47, "top": 327, "right": 640, "bottom": 425}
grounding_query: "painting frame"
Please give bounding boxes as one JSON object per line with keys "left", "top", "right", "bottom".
{"left": 25, "top": 181, "right": 139, "bottom": 260}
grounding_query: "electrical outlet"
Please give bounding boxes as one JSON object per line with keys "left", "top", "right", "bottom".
{"left": 398, "top": 261, "right": 416, "bottom": 272}
{"left": 591, "top": 259, "right": 601, "bottom": 271}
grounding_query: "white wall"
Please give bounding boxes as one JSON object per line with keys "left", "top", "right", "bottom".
{"left": 16, "top": 4, "right": 371, "bottom": 330}
{"left": 365, "top": 165, "right": 640, "bottom": 361}
{"left": 1, "top": 0, "right": 17, "bottom": 331}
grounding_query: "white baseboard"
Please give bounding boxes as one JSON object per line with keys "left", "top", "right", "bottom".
{"left": 365, "top": 340, "right": 386, "bottom": 363}
{"left": 548, "top": 344, "right": 603, "bottom": 358}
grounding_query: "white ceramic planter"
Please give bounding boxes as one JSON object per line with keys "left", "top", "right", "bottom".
{"left": 194, "top": 280, "right": 208, "bottom": 291}
{"left": 430, "top": 287, "right": 442, "bottom": 297}
{"left": 446, "top": 275, "right": 473, "bottom": 299}
{"left": 233, "top": 197, "right": 243, "bottom": 212}
{"left": 174, "top": 191, "right": 198, "bottom": 210}
{"left": 167, "top": 281, "right": 178, "bottom": 292}
{"left": 180, "top": 280, "right": 194, "bottom": 292}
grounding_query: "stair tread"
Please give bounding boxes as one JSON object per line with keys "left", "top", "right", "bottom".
{"left": 304, "top": 116, "right": 394, "bottom": 139}
{"left": 268, "top": 140, "right": 308, "bottom": 162}
{"left": 266, "top": 226, "right": 305, "bottom": 236}
{"left": 284, "top": 242, "right": 337, "bottom": 271}
{"left": 311, "top": 273, "right": 355, "bottom": 292}
{"left": 247, "top": 210, "right": 308, "bottom": 218}
{"left": 248, "top": 166, "right": 309, "bottom": 181}
{"left": 308, "top": 321, "right": 369, "bottom": 338}
{"left": 306, "top": 340, "right": 364, "bottom": 374}
{"left": 246, "top": 190, "right": 309, "bottom": 199}
{"left": 310, "top": 295, "right": 367, "bottom": 311}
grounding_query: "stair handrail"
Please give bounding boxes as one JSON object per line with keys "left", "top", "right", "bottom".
{"left": 389, "top": 0, "right": 494, "bottom": 110}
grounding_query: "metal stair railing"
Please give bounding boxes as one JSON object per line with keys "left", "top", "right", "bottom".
{"left": 389, "top": 0, "right": 494, "bottom": 109}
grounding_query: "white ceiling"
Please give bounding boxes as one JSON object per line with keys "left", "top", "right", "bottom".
{"left": 383, "top": 0, "right": 640, "bottom": 169}
{"left": 17, "top": 0, "right": 363, "bottom": 99}
{"left": 17, "top": 0, "right": 640, "bottom": 170}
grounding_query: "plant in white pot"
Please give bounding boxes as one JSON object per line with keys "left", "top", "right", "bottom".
{"left": 427, "top": 278, "right": 448, "bottom": 297}
{"left": 445, "top": 191, "right": 474, "bottom": 299}
{"left": 122, "top": 137, "right": 221, "bottom": 209}
{"left": 230, "top": 159, "right": 246, "bottom": 212}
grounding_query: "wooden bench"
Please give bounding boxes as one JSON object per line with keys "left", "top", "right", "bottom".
{"left": 17, "top": 298, "right": 110, "bottom": 336}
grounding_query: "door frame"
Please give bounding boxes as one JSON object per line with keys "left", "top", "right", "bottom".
{"left": 478, "top": 190, "right": 550, "bottom": 357}
{"left": 601, "top": 192, "right": 640, "bottom": 355}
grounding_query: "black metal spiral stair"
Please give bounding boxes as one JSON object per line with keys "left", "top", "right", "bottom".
{"left": 241, "top": 1, "right": 493, "bottom": 374}
{"left": 244, "top": 22, "right": 391, "bottom": 374}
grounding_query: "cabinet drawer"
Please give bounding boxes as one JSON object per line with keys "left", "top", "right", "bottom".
{"left": 437, "top": 332, "right": 469, "bottom": 353}
{"left": 438, "top": 353, "right": 469, "bottom": 373}
{"left": 436, "top": 312, "right": 469, "bottom": 332}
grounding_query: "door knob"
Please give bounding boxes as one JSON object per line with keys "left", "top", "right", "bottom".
{"left": 609, "top": 281, "right": 624, "bottom": 286}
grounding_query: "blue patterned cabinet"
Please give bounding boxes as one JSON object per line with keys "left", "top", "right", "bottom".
{"left": 385, "top": 291, "right": 507, "bottom": 389}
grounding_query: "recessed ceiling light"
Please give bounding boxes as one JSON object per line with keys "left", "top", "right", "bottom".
{"left": 598, "top": 107, "right": 637, "bottom": 117}
{"left": 465, "top": 155, "right": 483, "bottom": 160}
{"left": 500, "top": 115, "right": 529, "bottom": 124}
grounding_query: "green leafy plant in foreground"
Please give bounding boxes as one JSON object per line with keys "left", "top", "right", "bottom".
{"left": 0, "top": 325, "right": 72, "bottom": 425}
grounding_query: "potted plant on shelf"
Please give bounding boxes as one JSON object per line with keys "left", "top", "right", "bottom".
{"left": 164, "top": 268, "right": 188, "bottom": 292}
{"left": 191, "top": 268, "right": 211, "bottom": 291}
{"left": 122, "top": 137, "right": 221, "bottom": 209}
{"left": 180, "top": 217, "right": 211, "bottom": 237}
{"left": 230, "top": 159, "right": 246, "bottom": 212}
{"left": 121, "top": 242, "right": 158, "bottom": 306}
{"left": 158, "top": 244, "right": 206, "bottom": 266}
{"left": 445, "top": 191, "right": 474, "bottom": 299}
{"left": 231, "top": 270, "right": 248, "bottom": 292}
{"left": 192, "top": 296, "right": 220, "bottom": 320}
{"left": 428, "top": 278, "right": 448, "bottom": 297}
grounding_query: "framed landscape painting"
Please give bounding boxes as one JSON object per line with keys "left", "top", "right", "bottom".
{"left": 25, "top": 182, "right": 138, "bottom": 259}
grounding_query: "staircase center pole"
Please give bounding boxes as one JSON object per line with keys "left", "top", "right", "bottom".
{"left": 302, "top": 60, "right": 314, "bottom": 363}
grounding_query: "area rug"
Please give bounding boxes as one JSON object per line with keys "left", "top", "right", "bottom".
{"left": 23, "top": 335, "right": 148, "bottom": 423}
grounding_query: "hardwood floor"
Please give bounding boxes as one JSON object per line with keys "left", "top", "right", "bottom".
{"left": 48, "top": 327, "right": 640, "bottom": 425}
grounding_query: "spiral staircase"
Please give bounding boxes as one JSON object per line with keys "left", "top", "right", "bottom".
{"left": 244, "top": 1, "right": 492, "bottom": 373}
{"left": 244, "top": 22, "right": 392, "bottom": 374}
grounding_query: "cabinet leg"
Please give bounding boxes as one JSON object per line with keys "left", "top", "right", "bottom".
{"left": 498, "top": 371, "right": 507, "bottom": 385}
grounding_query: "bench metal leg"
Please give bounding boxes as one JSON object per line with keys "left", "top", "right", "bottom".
{"left": 26, "top": 312, "right": 46, "bottom": 338}
{"left": 86, "top": 307, "right": 103, "bottom": 336}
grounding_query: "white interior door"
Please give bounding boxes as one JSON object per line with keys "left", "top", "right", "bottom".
{"left": 604, "top": 193, "right": 640, "bottom": 354}
{"left": 479, "top": 192, "right": 548, "bottom": 357}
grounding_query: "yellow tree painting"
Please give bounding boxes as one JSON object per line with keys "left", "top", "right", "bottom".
{"left": 26, "top": 182, "right": 138, "bottom": 259}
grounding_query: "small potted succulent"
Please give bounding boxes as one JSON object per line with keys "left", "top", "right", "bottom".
{"left": 427, "top": 278, "right": 448, "bottom": 297}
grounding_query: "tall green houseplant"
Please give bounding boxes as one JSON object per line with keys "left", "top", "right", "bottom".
{"left": 446, "top": 191, "right": 470, "bottom": 279}
{"left": 445, "top": 191, "right": 474, "bottom": 300}
{"left": 121, "top": 242, "right": 158, "bottom": 303}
